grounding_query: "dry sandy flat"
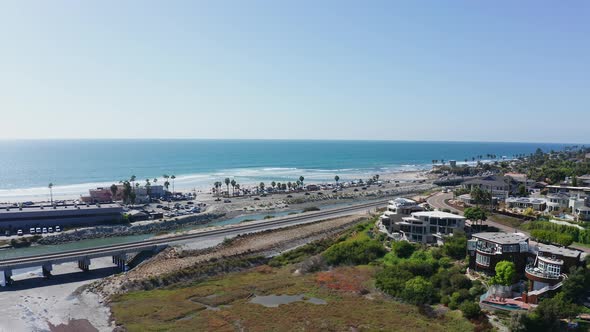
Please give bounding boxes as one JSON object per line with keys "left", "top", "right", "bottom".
{"left": 0, "top": 257, "right": 116, "bottom": 332}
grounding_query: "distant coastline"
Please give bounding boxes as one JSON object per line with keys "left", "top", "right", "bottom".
{"left": 0, "top": 140, "right": 572, "bottom": 202}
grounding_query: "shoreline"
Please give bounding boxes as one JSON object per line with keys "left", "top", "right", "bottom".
{"left": 0, "top": 168, "right": 432, "bottom": 203}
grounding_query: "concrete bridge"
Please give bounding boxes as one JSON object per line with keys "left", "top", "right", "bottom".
{"left": 0, "top": 199, "right": 387, "bottom": 287}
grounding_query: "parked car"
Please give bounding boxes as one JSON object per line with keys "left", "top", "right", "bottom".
{"left": 42, "top": 228, "right": 48, "bottom": 234}
{"left": 253, "top": 197, "right": 260, "bottom": 201}
{"left": 17, "top": 229, "right": 23, "bottom": 236}
{"left": 286, "top": 195, "right": 293, "bottom": 198}
{"left": 223, "top": 199, "right": 231, "bottom": 203}
{"left": 187, "top": 201, "right": 194, "bottom": 205}
{"left": 156, "top": 204, "right": 163, "bottom": 209}
{"left": 305, "top": 192, "right": 310, "bottom": 196}
{"left": 36, "top": 227, "right": 41, "bottom": 233}
{"left": 29, "top": 228, "right": 36, "bottom": 234}
{"left": 48, "top": 227, "right": 53, "bottom": 233}
{"left": 55, "top": 226, "right": 61, "bottom": 232}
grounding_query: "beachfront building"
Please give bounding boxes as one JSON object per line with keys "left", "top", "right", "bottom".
{"left": 505, "top": 197, "right": 547, "bottom": 212}
{"left": 81, "top": 185, "right": 165, "bottom": 204}
{"left": 0, "top": 203, "right": 123, "bottom": 232}
{"left": 462, "top": 175, "right": 519, "bottom": 199}
{"left": 467, "top": 232, "right": 530, "bottom": 275}
{"left": 525, "top": 244, "right": 581, "bottom": 291}
{"left": 395, "top": 211, "right": 465, "bottom": 244}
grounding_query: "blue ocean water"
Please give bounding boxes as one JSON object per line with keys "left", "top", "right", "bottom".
{"left": 0, "top": 139, "right": 571, "bottom": 201}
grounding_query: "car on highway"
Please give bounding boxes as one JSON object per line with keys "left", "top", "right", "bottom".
{"left": 17, "top": 229, "right": 23, "bottom": 236}
{"left": 29, "top": 228, "right": 35, "bottom": 234}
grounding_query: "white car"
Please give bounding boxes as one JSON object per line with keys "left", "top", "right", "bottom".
{"left": 42, "top": 228, "right": 48, "bottom": 234}
{"left": 55, "top": 226, "right": 61, "bottom": 232}
{"left": 17, "top": 229, "right": 23, "bottom": 236}
{"left": 29, "top": 228, "right": 35, "bottom": 234}
{"left": 36, "top": 227, "right": 41, "bottom": 233}
{"left": 48, "top": 227, "right": 53, "bottom": 233}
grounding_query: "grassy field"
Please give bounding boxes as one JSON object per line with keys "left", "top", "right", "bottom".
{"left": 111, "top": 265, "right": 474, "bottom": 332}
{"left": 489, "top": 213, "right": 526, "bottom": 229}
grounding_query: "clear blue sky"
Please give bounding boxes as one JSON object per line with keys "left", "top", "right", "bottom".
{"left": 1, "top": 1, "right": 589, "bottom": 143}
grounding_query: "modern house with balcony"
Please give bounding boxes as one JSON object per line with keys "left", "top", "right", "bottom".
{"left": 378, "top": 198, "right": 423, "bottom": 237}
{"left": 462, "top": 175, "right": 519, "bottom": 199}
{"left": 395, "top": 211, "right": 465, "bottom": 244}
{"left": 545, "top": 192, "right": 571, "bottom": 212}
{"left": 467, "top": 232, "right": 530, "bottom": 275}
{"left": 524, "top": 244, "right": 583, "bottom": 304}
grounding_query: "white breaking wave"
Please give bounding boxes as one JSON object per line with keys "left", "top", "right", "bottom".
{"left": 0, "top": 164, "right": 431, "bottom": 203}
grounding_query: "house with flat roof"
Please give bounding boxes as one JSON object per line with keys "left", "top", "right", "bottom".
{"left": 378, "top": 198, "right": 424, "bottom": 237}
{"left": 396, "top": 211, "right": 465, "bottom": 244}
{"left": 467, "top": 232, "right": 530, "bottom": 275}
{"left": 0, "top": 203, "right": 123, "bottom": 232}
{"left": 526, "top": 244, "right": 581, "bottom": 290}
{"left": 505, "top": 197, "right": 547, "bottom": 211}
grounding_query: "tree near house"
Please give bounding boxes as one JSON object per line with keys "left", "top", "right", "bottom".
{"left": 489, "top": 261, "right": 516, "bottom": 286}
{"left": 334, "top": 175, "right": 340, "bottom": 186}
{"left": 299, "top": 176, "right": 305, "bottom": 188}
{"left": 464, "top": 207, "right": 487, "bottom": 228}
{"left": 224, "top": 178, "right": 230, "bottom": 197}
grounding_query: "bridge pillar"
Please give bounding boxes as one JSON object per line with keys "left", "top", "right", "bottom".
{"left": 78, "top": 257, "right": 91, "bottom": 272}
{"left": 42, "top": 263, "right": 53, "bottom": 278}
{"left": 112, "top": 253, "right": 129, "bottom": 272}
{"left": 0, "top": 269, "right": 12, "bottom": 287}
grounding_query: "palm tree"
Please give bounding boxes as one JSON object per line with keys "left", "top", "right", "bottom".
{"left": 145, "top": 179, "right": 151, "bottom": 198}
{"left": 235, "top": 183, "right": 240, "bottom": 196}
{"left": 163, "top": 174, "right": 170, "bottom": 195}
{"left": 110, "top": 184, "right": 118, "bottom": 202}
{"left": 130, "top": 175, "right": 136, "bottom": 191}
{"left": 224, "top": 178, "right": 230, "bottom": 197}
{"left": 334, "top": 175, "right": 340, "bottom": 187}
{"left": 299, "top": 176, "right": 305, "bottom": 188}
{"left": 230, "top": 179, "right": 237, "bottom": 196}
{"left": 281, "top": 183, "right": 287, "bottom": 191}
{"left": 153, "top": 178, "right": 158, "bottom": 184}
{"left": 48, "top": 183, "right": 54, "bottom": 205}
{"left": 287, "top": 182, "right": 292, "bottom": 190}
{"left": 171, "top": 175, "right": 176, "bottom": 195}
{"left": 259, "top": 182, "right": 265, "bottom": 193}
{"left": 271, "top": 181, "right": 276, "bottom": 189}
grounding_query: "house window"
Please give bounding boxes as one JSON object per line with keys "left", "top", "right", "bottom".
{"left": 476, "top": 253, "right": 490, "bottom": 267}
{"left": 538, "top": 261, "right": 561, "bottom": 277}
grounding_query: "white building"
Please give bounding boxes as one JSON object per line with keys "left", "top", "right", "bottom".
{"left": 386, "top": 210, "right": 465, "bottom": 244}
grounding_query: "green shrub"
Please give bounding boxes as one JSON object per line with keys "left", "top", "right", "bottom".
{"left": 375, "top": 266, "right": 413, "bottom": 298}
{"left": 459, "top": 301, "right": 481, "bottom": 319}
{"left": 402, "top": 276, "right": 434, "bottom": 305}
{"left": 323, "top": 239, "right": 386, "bottom": 266}
{"left": 391, "top": 241, "right": 417, "bottom": 258}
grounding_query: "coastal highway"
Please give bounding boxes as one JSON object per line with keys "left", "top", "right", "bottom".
{"left": 0, "top": 199, "right": 388, "bottom": 269}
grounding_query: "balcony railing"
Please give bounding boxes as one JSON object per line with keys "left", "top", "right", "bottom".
{"left": 476, "top": 245, "right": 500, "bottom": 255}
{"left": 525, "top": 266, "right": 561, "bottom": 280}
